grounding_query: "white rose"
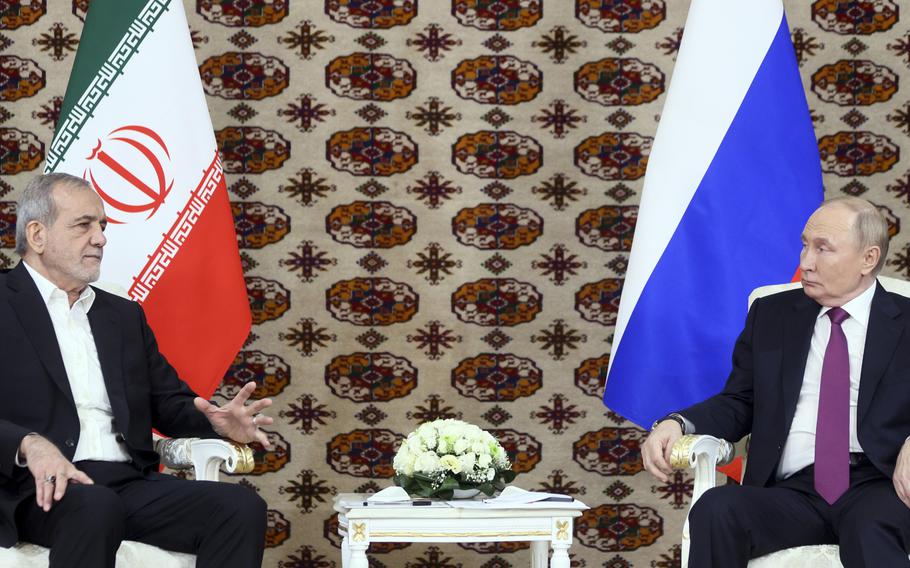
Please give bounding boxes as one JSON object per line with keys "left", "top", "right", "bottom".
{"left": 393, "top": 445, "right": 416, "bottom": 476}
{"left": 478, "top": 453, "right": 492, "bottom": 468}
{"left": 400, "top": 456, "right": 417, "bottom": 476}
{"left": 472, "top": 442, "right": 487, "bottom": 455}
{"left": 439, "top": 454, "right": 462, "bottom": 473}
{"left": 458, "top": 452, "right": 476, "bottom": 472}
{"left": 437, "top": 438, "right": 449, "bottom": 454}
{"left": 414, "top": 451, "right": 441, "bottom": 474}
{"left": 418, "top": 430, "right": 437, "bottom": 451}
{"left": 453, "top": 438, "right": 470, "bottom": 454}
{"left": 486, "top": 468, "right": 495, "bottom": 480}
{"left": 406, "top": 433, "right": 425, "bottom": 453}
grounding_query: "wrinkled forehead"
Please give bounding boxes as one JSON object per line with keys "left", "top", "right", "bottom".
{"left": 51, "top": 182, "right": 106, "bottom": 217}
{"left": 804, "top": 203, "right": 858, "bottom": 241}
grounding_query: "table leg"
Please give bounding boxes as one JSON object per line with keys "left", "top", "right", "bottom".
{"left": 550, "top": 543, "right": 570, "bottom": 568}
{"left": 349, "top": 543, "right": 369, "bottom": 568}
{"left": 530, "top": 541, "right": 548, "bottom": 568}
{"left": 341, "top": 534, "right": 351, "bottom": 568}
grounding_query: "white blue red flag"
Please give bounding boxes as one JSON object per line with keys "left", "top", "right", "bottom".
{"left": 604, "top": 0, "right": 823, "bottom": 427}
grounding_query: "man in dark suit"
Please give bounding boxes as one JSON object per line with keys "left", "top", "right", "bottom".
{"left": 642, "top": 197, "right": 910, "bottom": 567}
{"left": 2, "top": 172, "right": 274, "bottom": 567}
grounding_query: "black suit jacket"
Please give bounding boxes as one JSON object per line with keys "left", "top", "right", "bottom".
{"left": 681, "top": 282, "right": 910, "bottom": 489}
{"left": 0, "top": 263, "right": 217, "bottom": 546}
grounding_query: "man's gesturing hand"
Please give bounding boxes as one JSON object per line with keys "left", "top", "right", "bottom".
{"left": 893, "top": 438, "right": 910, "bottom": 508}
{"left": 641, "top": 420, "right": 683, "bottom": 483}
{"left": 194, "top": 382, "right": 273, "bottom": 449}
{"left": 20, "top": 434, "right": 94, "bottom": 512}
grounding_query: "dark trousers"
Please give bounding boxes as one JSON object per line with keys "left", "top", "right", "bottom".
{"left": 688, "top": 458, "right": 910, "bottom": 568}
{"left": 15, "top": 461, "right": 267, "bottom": 568}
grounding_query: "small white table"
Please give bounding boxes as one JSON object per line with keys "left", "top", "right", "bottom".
{"left": 333, "top": 494, "right": 584, "bottom": 568}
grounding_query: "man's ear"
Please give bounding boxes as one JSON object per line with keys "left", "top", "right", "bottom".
{"left": 861, "top": 245, "right": 881, "bottom": 276}
{"left": 26, "top": 221, "right": 47, "bottom": 254}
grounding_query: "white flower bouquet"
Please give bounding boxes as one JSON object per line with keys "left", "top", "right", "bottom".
{"left": 392, "top": 419, "right": 516, "bottom": 498}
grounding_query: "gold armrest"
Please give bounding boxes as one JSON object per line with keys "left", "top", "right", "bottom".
{"left": 154, "top": 437, "right": 255, "bottom": 480}
{"left": 670, "top": 434, "right": 734, "bottom": 470}
{"left": 225, "top": 440, "right": 255, "bottom": 474}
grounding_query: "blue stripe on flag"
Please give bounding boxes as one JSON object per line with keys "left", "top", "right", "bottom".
{"left": 604, "top": 15, "right": 823, "bottom": 428}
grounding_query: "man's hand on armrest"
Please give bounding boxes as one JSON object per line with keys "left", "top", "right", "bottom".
{"left": 19, "top": 434, "right": 94, "bottom": 512}
{"left": 642, "top": 419, "right": 683, "bottom": 483}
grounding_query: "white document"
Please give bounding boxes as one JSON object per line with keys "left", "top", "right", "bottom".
{"left": 484, "top": 486, "right": 574, "bottom": 504}
{"left": 446, "top": 487, "right": 588, "bottom": 509}
{"left": 339, "top": 487, "right": 452, "bottom": 508}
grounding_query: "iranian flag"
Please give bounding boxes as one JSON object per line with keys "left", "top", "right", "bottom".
{"left": 45, "top": 0, "right": 250, "bottom": 398}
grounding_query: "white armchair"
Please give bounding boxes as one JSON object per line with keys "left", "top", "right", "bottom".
{"left": 0, "top": 437, "right": 254, "bottom": 567}
{"left": 672, "top": 434, "right": 842, "bottom": 568}
{"left": 673, "top": 276, "right": 910, "bottom": 568}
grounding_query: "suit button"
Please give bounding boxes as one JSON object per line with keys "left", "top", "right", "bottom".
{"left": 115, "top": 433, "right": 125, "bottom": 443}
{"left": 65, "top": 439, "right": 75, "bottom": 448}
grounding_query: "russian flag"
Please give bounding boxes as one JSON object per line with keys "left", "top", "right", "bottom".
{"left": 603, "top": 0, "right": 823, "bottom": 428}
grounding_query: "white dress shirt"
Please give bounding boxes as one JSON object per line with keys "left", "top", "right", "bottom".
{"left": 23, "top": 262, "right": 130, "bottom": 463}
{"left": 775, "top": 282, "right": 875, "bottom": 479}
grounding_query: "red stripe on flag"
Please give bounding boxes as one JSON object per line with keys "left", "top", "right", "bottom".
{"left": 140, "top": 181, "right": 249, "bottom": 398}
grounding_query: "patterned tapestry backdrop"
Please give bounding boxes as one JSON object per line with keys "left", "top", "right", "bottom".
{"left": 2, "top": 1, "right": 909, "bottom": 566}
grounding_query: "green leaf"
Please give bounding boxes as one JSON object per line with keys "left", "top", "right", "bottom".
{"left": 393, "top": 474, "right": 415, "bottom": 492}
{"left": 415, "top": 478, "right": 435, "bottom": 497}
{"left": 413, "top": 472, "right": 437, "bottom": 484}
{"left": 437, "top": 476, "right": 460, "bottom": 491}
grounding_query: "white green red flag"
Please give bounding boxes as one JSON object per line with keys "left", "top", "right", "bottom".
{"left": 46, "top": 0, "right": 250, "bottom": 397}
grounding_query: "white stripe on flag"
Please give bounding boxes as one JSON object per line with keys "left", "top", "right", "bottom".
{"left": 612, "top": 0, "right": 784, "bottom": 358}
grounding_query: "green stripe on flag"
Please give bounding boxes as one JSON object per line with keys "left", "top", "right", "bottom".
{"left": 47, "top": 0, "right": 171, "bottom": 171}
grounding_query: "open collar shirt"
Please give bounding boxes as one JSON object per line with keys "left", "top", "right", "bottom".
{"left": 23, "top": 262, "right": 130, "bottom": 463}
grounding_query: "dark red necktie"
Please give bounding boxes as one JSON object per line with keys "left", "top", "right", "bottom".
{"left": 814, "top": 307, "right": 850, "bottom": 505}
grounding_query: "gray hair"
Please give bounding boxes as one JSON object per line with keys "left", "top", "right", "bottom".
{"left": 15, "top": 173, "right": 92, "bottom": 256}
{"left": 822, "top": 196, "right": 890, "bottom": 274}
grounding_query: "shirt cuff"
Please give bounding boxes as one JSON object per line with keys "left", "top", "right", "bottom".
{"left": 674, "top": 413, "right": 696, "bottom": 436}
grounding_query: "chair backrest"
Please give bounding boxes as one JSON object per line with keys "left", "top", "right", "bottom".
{"left": 92, "top": 281, "right": 130, "bottom": 299}
{"left": 748, "top": 275, "right": 910, "bottom": 308}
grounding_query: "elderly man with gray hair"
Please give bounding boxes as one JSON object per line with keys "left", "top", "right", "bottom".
{"left": 643, "top": 197, "right": 910, "bottom": 567}
{"left": 1, "top": 172, "right": 270, "bottom": 567}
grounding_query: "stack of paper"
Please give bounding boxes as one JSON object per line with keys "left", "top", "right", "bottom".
{"left": 339, "top": 486, "right": 588, "bottom": 510}
{"left": 449, "top": 487, "right": 588, "bottom": 509}
{"left": 339, "top": 486, "right": 451, "bottom": 508}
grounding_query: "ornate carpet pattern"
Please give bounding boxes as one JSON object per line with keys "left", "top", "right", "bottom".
{"left": 2, "top": 1, "right": 909, "bottom": 566}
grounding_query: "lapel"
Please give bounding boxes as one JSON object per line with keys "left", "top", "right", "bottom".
{"left": 857, "top": 282, "right": 903, "bottom": 422}
{"left": 6, "top": 263, "right": 76, "bottom": 407}
{"left": 86, "top": 291, "right": 131, "bottom": 433}
{"left": 780, "top": 291, "right": 821, "bottom": 433}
